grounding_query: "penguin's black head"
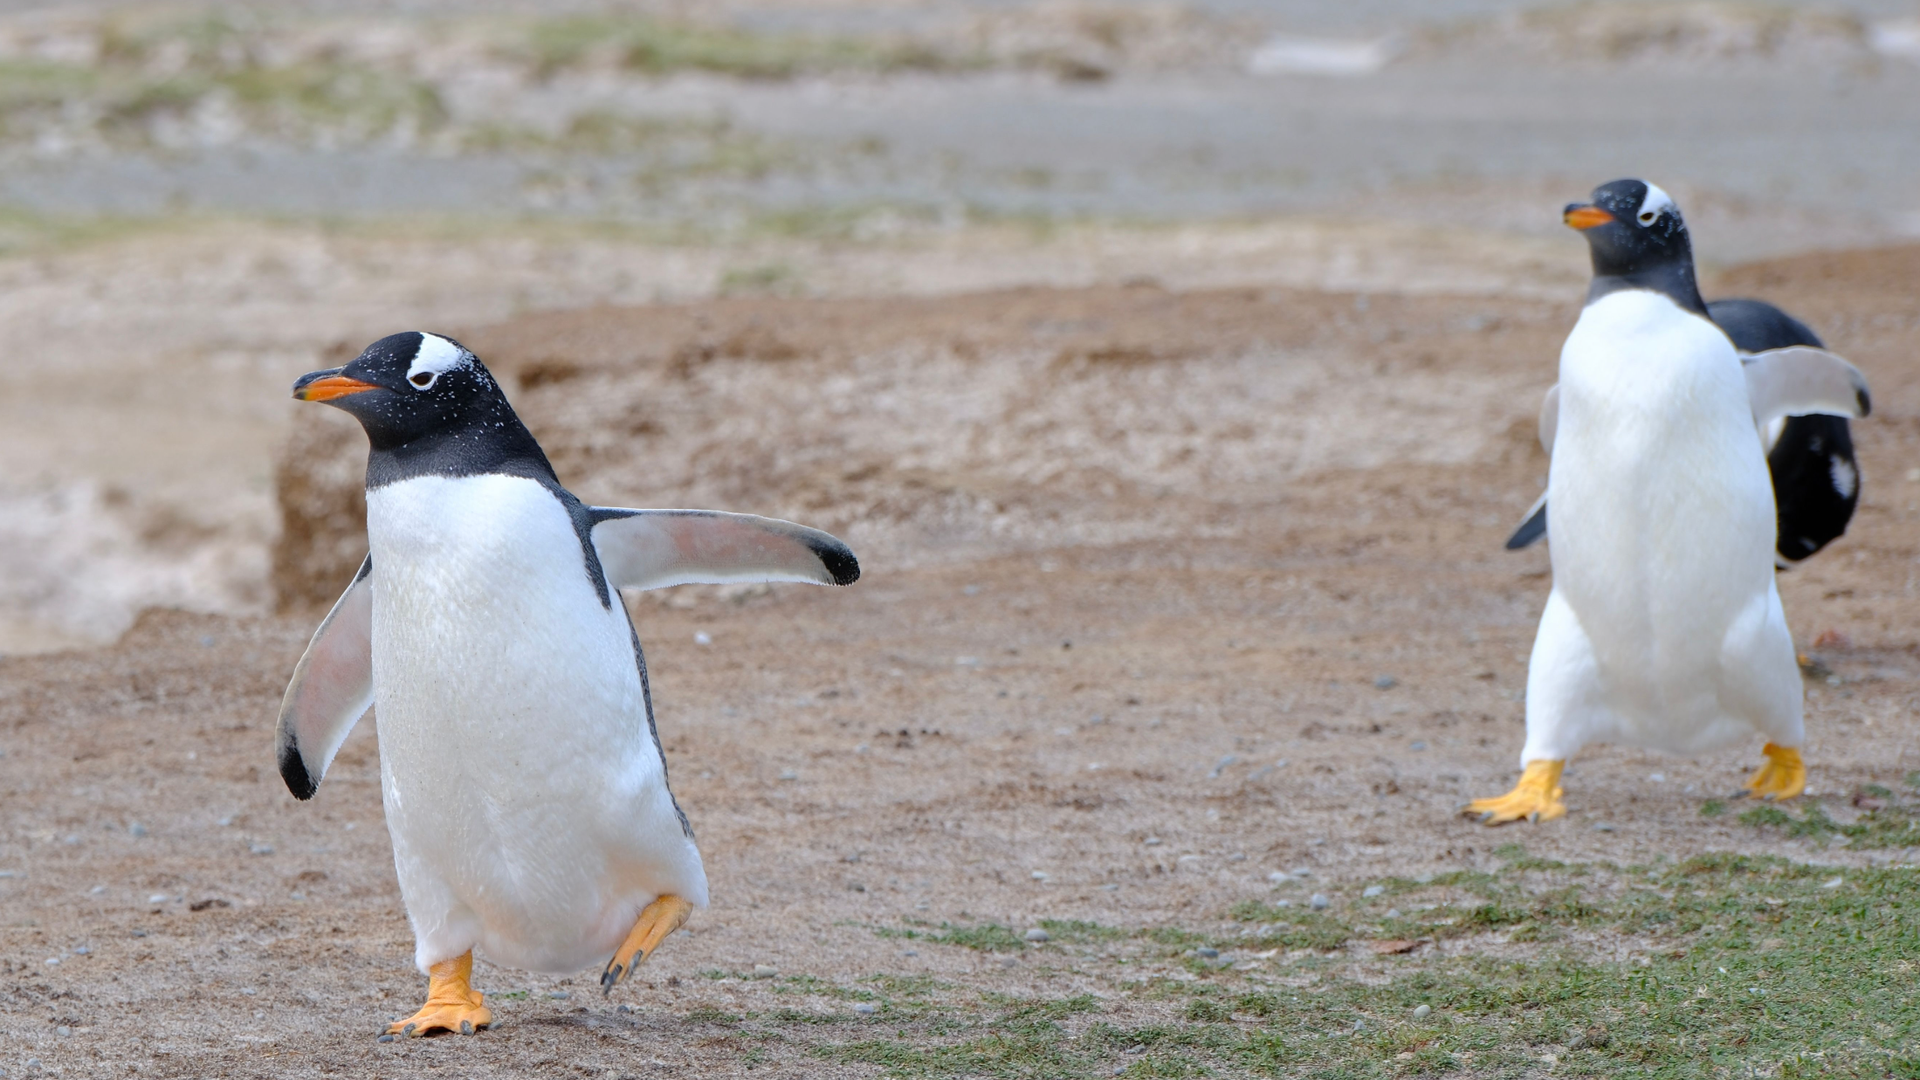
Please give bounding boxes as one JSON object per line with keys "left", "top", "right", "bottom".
{"left": 292, "top": 332, "right": 556, "bottom": 486}
{"left": 1564, "top": 178, "right": 1706, "bottom": 314}
{"left": 292, "top": 332, "right": 508, "bottom": 448}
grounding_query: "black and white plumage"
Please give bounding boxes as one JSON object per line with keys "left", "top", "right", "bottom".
{"left": 277, "top": 333, "right": 858, "bottom": 994}
{"left": 1470, "top": 179, "right": 1869, "bottom": 824}
{"left": 1505, "top": 296, "right": 1868, "bottom": 567}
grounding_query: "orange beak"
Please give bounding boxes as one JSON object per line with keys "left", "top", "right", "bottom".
{"left": 294, "top": 375, "right": 380, "bottom": 402}
{"left": 1563, "top": 205, "right": 1613, "bottom": 231}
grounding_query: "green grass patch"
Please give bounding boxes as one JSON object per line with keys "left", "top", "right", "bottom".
{"left": 1739, "top": 796, "right": 1920, "bottom": 849}
{"left": 874, "top": 920, "right": 1029, "bottom": 952}
{"left": 514, "top": 15, "right": 970, "bottom": 80}
{"left": 828, "top": 853, "right": 1920, "bottom": 1077}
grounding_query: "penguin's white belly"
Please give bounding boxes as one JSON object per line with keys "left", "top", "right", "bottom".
{"left": 366, "top": 473, "right": 705, "bottom": 975}
{"left": 1542, "top": 290, "right": 1795, "bottom": 754}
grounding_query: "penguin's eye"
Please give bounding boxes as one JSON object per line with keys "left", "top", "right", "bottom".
{"left": 1637, "top": 209, "right": 1660, "bottom": 226}
{"left": 409, "top": 371, "right": 437, "bottom": 390}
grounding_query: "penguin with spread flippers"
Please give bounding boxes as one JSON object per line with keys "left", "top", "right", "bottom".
{"left": 1505, "top": 297, "right": 1862, "bottom": 566}
{"left": 276, "top": 332, "right": 859, "bottom": 1035}
{"left": 1469, "top": 180, "right": 1868, "bottom": 825}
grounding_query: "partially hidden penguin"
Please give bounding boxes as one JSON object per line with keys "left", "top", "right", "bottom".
{"left": 275, "top": 332, "right": 861, "bottom": 1034}
{"left": 1468, "top": 180, "right": 1870, "bottom": 825}
{"left": 1505, "top": 296, "right": 1863, "bottom": 567}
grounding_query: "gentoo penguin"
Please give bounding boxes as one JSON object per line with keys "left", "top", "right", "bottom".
{"left": 1468, "top": 180, "right": 1869, "bottom": 824}
{"left": 1505, "top": 297, "right": 1862, "bottom": 566}
{"left": 276, "top": 332, "right": 859, "bottom": 1035}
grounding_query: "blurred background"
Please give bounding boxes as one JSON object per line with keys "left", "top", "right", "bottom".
{"left": 0, "top": 0, "right": 1915, "bottom": 653}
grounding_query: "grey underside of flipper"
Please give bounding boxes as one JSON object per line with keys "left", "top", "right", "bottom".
{"left": 276, "top": 555, "right": 375, "bottom": 800}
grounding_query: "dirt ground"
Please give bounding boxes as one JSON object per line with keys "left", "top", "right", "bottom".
{"left": 1, "top": 244, "right": 1917, "bottom": 1078}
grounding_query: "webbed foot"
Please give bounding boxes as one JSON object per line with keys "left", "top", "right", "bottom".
{"left": 1466, "top": 759, "right": 1567, "bottom": 824}
{"left": 1743, "top": 742, "right": 1806, "bottom": 801}
{"left": 384, "top": 951, "right": 491, "bottom": 1039}
{"left": 601, "top": 894, "right": 694, "bottom": 994}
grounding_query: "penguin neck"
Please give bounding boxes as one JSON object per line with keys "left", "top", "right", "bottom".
{"left": 1586, "top": 256, "right": 1708, "bottom": 317}
{"left": 363, "top": 406, "right": 559, "bottom": 490}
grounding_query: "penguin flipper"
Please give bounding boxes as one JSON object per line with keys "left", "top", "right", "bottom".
{"left": 1537, "top": 383, "right": 1559, "bottom": 452}
{"left": 275, "top": 556, "right": 374, "bottom": 800}
{"left": 1498, "top": 386, "right": 1556, "bottom": 551}
{"left": 1505, "top": 493, "right": 1548, "bottom": 551}
{"left": 1743, "top": 346, "right": 1870, "bottom": 427}
{"left": 589, "top": 509, "right": 860, "bottom": 591}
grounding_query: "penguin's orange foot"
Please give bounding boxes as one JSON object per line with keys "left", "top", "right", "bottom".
{"left": 601, "top": 894, "right": 694, "bottom": 995}
{"left": 1743, "top": 743, "right": 1806, "bottom": 801}
{"left": 1466, "top": 759, "right": 1567, "bottom": 824}
{"left": 384, "top": 951, "right": 491, "bottom": 1038}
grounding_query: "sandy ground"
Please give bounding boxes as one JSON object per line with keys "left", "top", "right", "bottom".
{"left": 0, "top": 242, "right": 1915, "bottom": 1077}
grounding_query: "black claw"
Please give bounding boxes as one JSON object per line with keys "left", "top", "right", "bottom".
{"left": 460, "top": 1020, "right": 473, "bottom": 1035}
{"left": 402, "top": 1022, "right": 417, "bottom": 1038}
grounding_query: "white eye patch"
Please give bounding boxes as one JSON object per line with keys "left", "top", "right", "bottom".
{"left": 407, "top": 333, "right": 470, "bottom": 389}
{"left": 1635, "top": 182, "right": 1675, "bottom": 226}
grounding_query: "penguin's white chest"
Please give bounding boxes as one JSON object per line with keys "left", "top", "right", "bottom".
{"left": 364, "top": 473, "right": 704, "bottom": 974}
{"left": 1550, "top": 290, "right": 1775, "bottom": 612}
{"left": 1537, "top": 289, "right": 1794, "bottom": 752}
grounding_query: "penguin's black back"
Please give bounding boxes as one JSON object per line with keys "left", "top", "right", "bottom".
{"left": 1707, "top": 298, "right": 1857, "bottom": 564}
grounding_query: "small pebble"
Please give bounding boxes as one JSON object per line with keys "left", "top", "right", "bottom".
{"left": 1310, "top": 894, "right": 1330, "bottom": 910}
{"left": 253, "top": 1010, "right": 264, "bottom": 1020}
{"left": 1362, "top": 885, "right": 1385, "bottom": 898}
{"left": 250, "top": 843, "right": 274, "bottom": 855}
{"left": 1267, "top": 871, "right": 1288, "bottom": 884}
{"left": 1409, "top": 741, "right": 1427, "bottom": 751}
{"left": 1373, "top": 676, "right": 1397, "bottom": 690}
{"left": 1290, "top": 866, "right": 1313, "bottom": 878}
{"left": 1413, "top": 1004, "right": 1432, "bottom": 1019}
{"left": 1352, "top": 1019, "right": 1366, "bottom": 1032}
{"left": 1023, "top": 928, "right": 1050, "bottom": 942}
{"left": 1414, "top": 873, "right": 1434, "bottom": 884}
{"left": 44, "top": 957, "right": 59, "bottom": 966}
{"left": 617, "top": 1004, "right": 632, "bottom": 1014}
{"left": 147, "top": 894, "right": 169, "bottom": 904}
{"left": 240, "top": 987, "right": 255, "bottom": 996}
{"left": 89, "top": 885, "right": 105, "bottom": 894}
{"left": 72, "top": 946, "right": 89, "bottom": 956}
{"left": 1192, "top": 947, "right": 1219, "bottom": 959}
{"left": 56, "top": 1027, "right": 70, "bottom": 1037}
{"left": 1143, "top": 836, "right": 1162, "bottom": 847}
{"left": 217, "top": 817, "right": 233, "bottom": 827}
{"left": 1649, "top": 773, "right": 1665, "bottom": 783}
{"left": 129, "top": 823, "right": 148, "bottom": 838}
{"left": 752, "top": 964, "right": 778, "bottom": 978}
{"left": 549, "top": 990, "right": 570, "bottom": 999}
{"left": 1031, "top": 871, "right": 1049, "bottom": 881}
{"left": 853, "top": 1002, "right": 877, "bottom": 1015}
{"left": 1821, "top": 876, "right": 1844, "bottom": 889}
{"left": 1273, "top": 898, "right": 1292, "bottom": 908}
{"left": 1226, "top": 853, "right": 1245, "bottom": 863}
{"left": 997, "top": 956, "right": 1017, "bottom": 969}
{"left": 130, "top": 929, "right": 146, "bottom": 938}
{"left": 693, "top": 632, "right": 712, "bottom": 646}
{"left": 777, "top": 770, "right": 798, "bottom": 781}
{"left": 1592, "top": 822, "right": 1616, "bottom": 833}
{"left": 377, "top": 1034, "right": 396, "bottom": 1043}
{"left": 1385, "top": 908, "right": 1402, "bottom": 919}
